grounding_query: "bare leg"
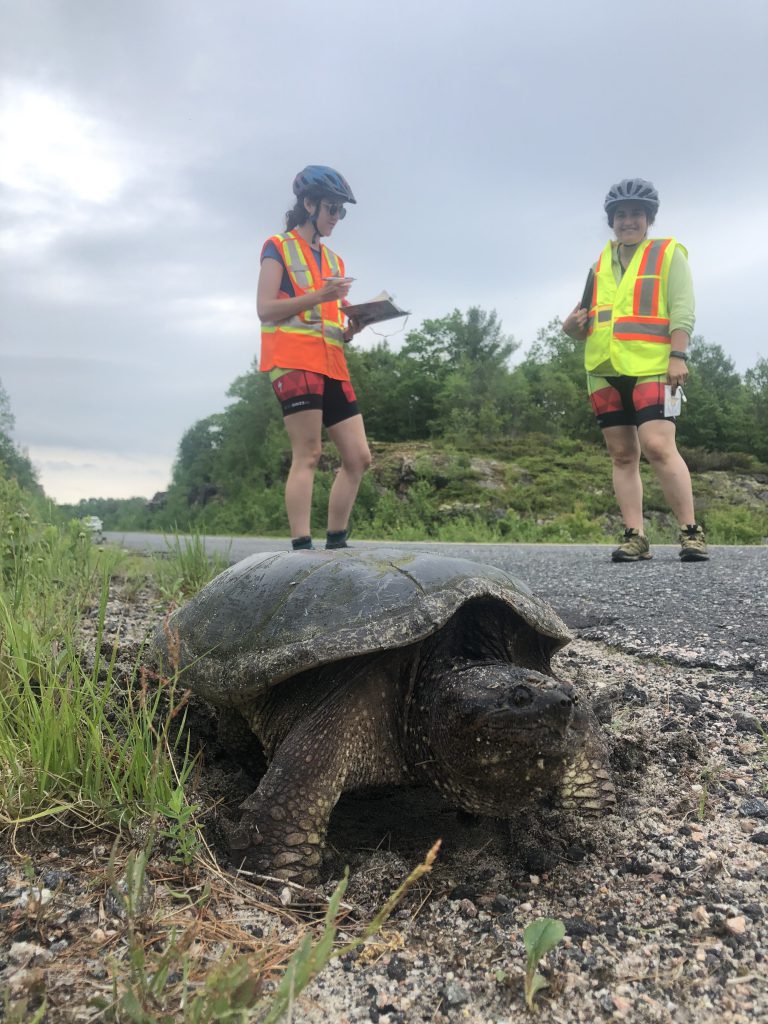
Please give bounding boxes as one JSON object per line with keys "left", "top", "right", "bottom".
{"left": 325, "top": 414, "right": 372, "bottom": 532}
{"left": 638, "top": 420, "right": 696, "bottom": 525}
{"left": 602, "top": 425, "right": 644, "bottom": 530}
{"left": 283, "top": 410, "right": 323, "bottom": 538}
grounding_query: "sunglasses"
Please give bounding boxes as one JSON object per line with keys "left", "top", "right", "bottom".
{"left": 320, "top": 200, "right": 346, "bottom": 219}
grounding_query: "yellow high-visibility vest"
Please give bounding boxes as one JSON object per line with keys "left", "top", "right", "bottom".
{"left": 260, "top": 230, "right": 348, "bottom": 379}
{"left": 585, "top": 238, "right": 686, "bottom": 375}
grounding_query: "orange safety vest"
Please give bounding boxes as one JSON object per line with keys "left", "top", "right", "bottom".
{"left": 259, "top": 230, "right": 349, "bottom": 379}
{"left": 585, "top": 238, "right": 686, "bottom": 375}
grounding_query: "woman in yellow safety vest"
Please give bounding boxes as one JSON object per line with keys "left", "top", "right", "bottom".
{"left": 257, "top": 165, "right": 371, "bottom": 550}
{"left": 563, "top": 178, "right": 709, "bottom": 562}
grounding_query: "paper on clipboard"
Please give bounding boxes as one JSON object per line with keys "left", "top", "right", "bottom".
{"left": 342, "top": 291, "right": 410, "bottom": 328}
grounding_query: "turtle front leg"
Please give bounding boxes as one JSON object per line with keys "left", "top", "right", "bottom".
{"left": 227, "top": 754, "right": 339, "bottom": 884}
{"left": 228, "top": 663, "right": 403, "bottom": 884}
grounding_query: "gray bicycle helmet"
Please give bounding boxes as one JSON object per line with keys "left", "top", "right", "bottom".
{"left": 604, "top": 178, "right": 659, "bottom": 219}
{"left": 292, "top": 165, "right": 356, "bottom": 204}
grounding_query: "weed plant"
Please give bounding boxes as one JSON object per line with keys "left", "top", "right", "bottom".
{"left": 0, "top": 474, "right": 201, "bottom": 853}
{"left": 522, "top": 917, "right": 567, "bottom": 1011}
{"left": 0, "top": 587, "right": 200, "bottom": 858}
{"left": 155, "top": 529, "right": 231, "bottom": 603}
{"left": 92, "top": 839, "right": 440, "bottom": 1022}
{"left": 1, "top": 474, "right": 118, "bottom": 629}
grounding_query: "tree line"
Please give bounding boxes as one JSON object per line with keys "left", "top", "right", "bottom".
{"left": 80, "top": 308, "right": 762, "bottom": 534}
{"left": 10, "top": 310, "right": 765, "bottom": 536}
{"left": 0, "top": 380, "right": 42, "bottom": 496}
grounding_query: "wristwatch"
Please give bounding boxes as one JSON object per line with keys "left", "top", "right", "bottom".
{"left": 669, "top": 350, "right": 689, "bottom": 362}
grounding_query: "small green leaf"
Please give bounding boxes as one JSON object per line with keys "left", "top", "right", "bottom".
{"left": 523, "top": 918, "right": 566, "bottom": 1012}
{"left": 119, "top": 989, "right": 146, "bottom": 1023}
{"left": 524, "top": 917, "right": 566, "bottom": 960}
{"left": 232, "top": 974, "right": 262, "bottom": 1009}
{"left": 526, "top": 972, "right": 549, "bottom": 1010}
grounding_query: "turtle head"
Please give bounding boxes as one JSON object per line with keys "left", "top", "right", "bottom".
{"left": 410, "top": 662, "right": 582, "bottom": 815}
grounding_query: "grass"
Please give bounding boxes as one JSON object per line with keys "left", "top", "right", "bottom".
{"left": 155, "top": 529, "right": 231, "bottom": 602}
{"left": 0, "top": 566, "right": 201, "bottom": 860}
{"left": 86, "top": 839, "right": 440, "bottom": 1023}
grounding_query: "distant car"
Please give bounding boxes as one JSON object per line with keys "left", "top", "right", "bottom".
{"left": 81, "top": 515, "right": 105, "bottom": 540}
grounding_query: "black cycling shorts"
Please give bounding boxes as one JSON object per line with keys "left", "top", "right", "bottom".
{"left": 271, "top": 369, "right": 359, "bottom": 427}
{"left": 587, "top": 373, "right": 674, "bottom": 428}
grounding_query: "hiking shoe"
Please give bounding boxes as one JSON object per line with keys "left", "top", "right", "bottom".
{"left": 679, "top": 524, "right": 709, "bottom": 562}
{"left": 611, "top": 528, "right": 651, "bottom": 562}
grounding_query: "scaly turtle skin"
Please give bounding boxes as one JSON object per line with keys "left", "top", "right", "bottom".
{"left": 151, "top": 548, "right": 614, "bottom": 882}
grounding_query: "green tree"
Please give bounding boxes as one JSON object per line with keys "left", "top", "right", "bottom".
{"left": 347, "top": 343, "right": 437, "bottom": 441}
{"left": 402, "top": 306, "right": 517, "bottom": 371}
{"left": 744, "top": 356, "right": 768, "bottom": 462}
{"left": 215, "top": 361, "right": 286, "bottom": 499}
{"left": 141, "top": 311, "right": 766, "bottom": 541}
{"left": 158, "top": 414, "right": 225, "bottom": 526}
{"left": 510, "top": 319, "right": 596, "bottom": 441}
{"left": 402, "top": 307, "right": 519, "bottom": 442}
{"left": 677, "top": 337, "right": 751, "bottom": 452}
{"left": 0, "top": 378, "right": 14, "bottom": 437}
{"left": 0, "top": 377, "right": 42, "bottom": 493}
{"left": 58, "top": 496, "right": 153, "bottom": 531}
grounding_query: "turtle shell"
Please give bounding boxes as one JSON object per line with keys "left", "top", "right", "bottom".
{"left": 151, "top": 548, "right": 572, "bottom": 706}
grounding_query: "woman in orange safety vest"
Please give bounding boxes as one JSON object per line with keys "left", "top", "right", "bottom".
{"left": 563, "top": 178, "right": 709, "bottom": 563}
{"left": 257, "top": 165, "right": 371, "bottom": 550}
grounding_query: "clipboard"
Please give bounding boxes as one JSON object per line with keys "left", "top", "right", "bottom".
{"left": 580, "top": 269, "right": 595, "bottom": 311}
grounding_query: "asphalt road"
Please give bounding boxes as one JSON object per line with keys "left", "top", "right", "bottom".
{"left": 107, "top": 533, "right": 768, "bottom": 673}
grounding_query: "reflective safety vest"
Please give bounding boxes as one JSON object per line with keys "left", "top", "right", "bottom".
{"left": 585, "top": 238, "right": 686, "bottom": 375}
{"left": 259, "top": 230, "right": 349, "bottom": 379}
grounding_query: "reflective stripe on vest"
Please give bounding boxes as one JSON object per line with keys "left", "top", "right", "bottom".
{"left": 584, "top": 237, "right": 684, "bottom": 376}
{"left": 259, "top": 230, "right": 349, "bottom": 378}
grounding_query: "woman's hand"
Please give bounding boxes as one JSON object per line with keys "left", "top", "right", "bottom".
{"left": 667, "top": 356, "right": 688, "bottom": 393}
{"left": 257, "top": 258, "right": 351, "bottom": 322}
{"left": 318, "top": 279, "right": 351, "bottom": 303}
{"left": 343, "top": 317, "right": 362, "bottom": 343}
{"left": 562, "top": 304, "right": 588, "bottom": 340}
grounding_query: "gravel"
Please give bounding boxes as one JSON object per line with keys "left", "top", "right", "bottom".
{"left": 1, "top": 546, "right": 766, "bottom": 1022}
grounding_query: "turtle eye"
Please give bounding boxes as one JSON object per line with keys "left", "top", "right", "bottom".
{"left": 511, "top": 686, "right": 533, "bottom": 708}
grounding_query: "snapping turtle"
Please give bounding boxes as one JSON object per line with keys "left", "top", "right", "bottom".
{"left": 151, "top": 548, "right": 614, "bottom": 882}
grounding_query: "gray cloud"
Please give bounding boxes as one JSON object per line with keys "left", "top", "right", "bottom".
{"left": 1, "top": 0, "right": 766, "bottom": 500}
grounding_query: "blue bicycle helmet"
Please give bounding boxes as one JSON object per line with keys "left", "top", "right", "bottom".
{"left": 292, "top": 165, "right": 356, "bottom": 204}
{"left": 604, "top": 178, "right": 659, "bottom": 217}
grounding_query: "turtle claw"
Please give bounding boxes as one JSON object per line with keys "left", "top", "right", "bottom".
{"left": 222, "top": 813, "right": 263, "bottom": 852}
{"left": 223, "top": 805, "right": 325, "bottom": 884}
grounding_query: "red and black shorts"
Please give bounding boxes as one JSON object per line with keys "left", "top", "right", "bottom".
{"left": 271, "top": 369, "right": 359, "bottom": 427}
{"left": 587, "top": 373, "right": 673, "bottom": 429}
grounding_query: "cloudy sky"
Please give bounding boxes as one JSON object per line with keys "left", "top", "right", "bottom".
{"left": 1, "top": 0, "right": 767, "bottom": 503}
